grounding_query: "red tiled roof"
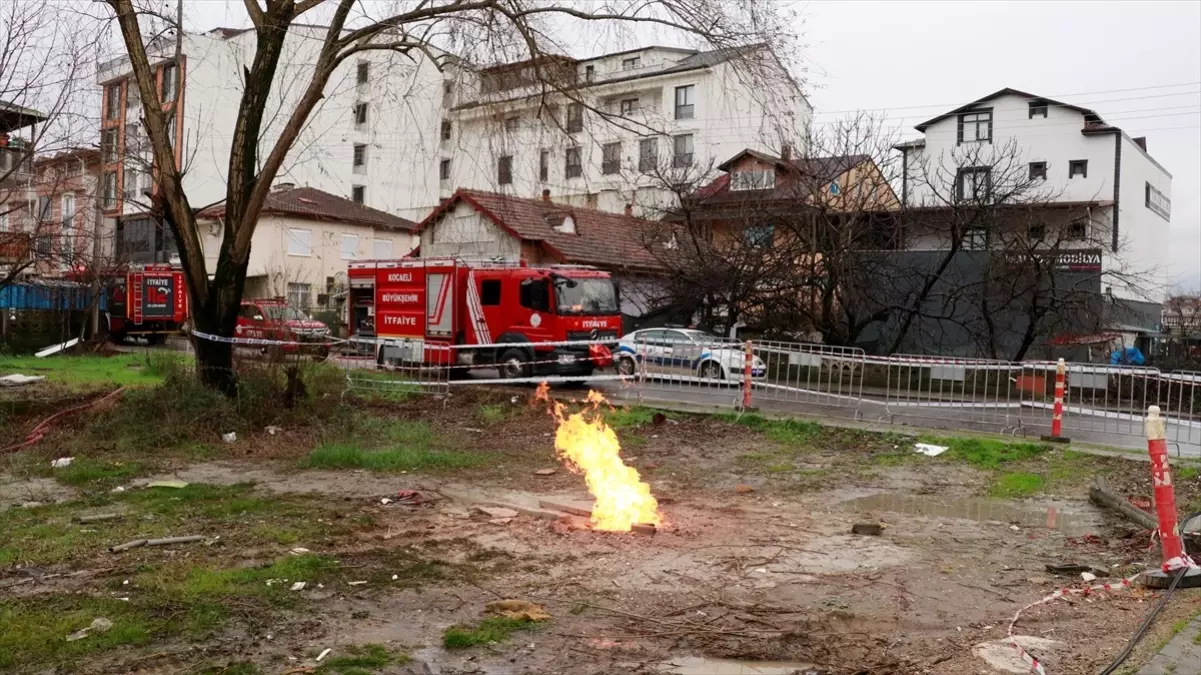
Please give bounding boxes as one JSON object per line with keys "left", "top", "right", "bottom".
{"left": 420, "top": 189, "right": 668, "bottom": 273}
{"left": 198, "top": 186, "right": 418, "bottom": 232}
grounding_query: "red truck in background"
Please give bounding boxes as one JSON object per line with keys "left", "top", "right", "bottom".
{"left": 102, "top": 264, "right": 189, "bottom": 344}
{"left": 236, "top": 298, "right": 332, "bottom": 357}
{"left": 347, "top": 258, "right": 621, "bottom": 378}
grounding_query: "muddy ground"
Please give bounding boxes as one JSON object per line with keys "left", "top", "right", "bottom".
{"left": 3, "top": 383, "right": 1201, "bottom": 675}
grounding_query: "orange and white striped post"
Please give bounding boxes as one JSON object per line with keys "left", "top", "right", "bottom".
{"left": 1041, "top": 358, "right": 1070, "bottom": 443}
{"left": 1141, "top": 405, "right": 1201, "bottom": 588}
{"left": 741, "top": 340, "right": 754, "bottom": 411}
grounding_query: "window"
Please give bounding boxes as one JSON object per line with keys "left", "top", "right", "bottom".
{"left": 101, "top": 129, "right": 118, "bottom": 163}
{"left": 353, "top": 143, "right": 367, "bottom": 173}
{"left": 1067, "top": 220, "right": 1088, "bottom": 240}
{"left": 126, "top": 83, "right": 140, "bottom": 110}
{"left": 1028, "top": 223, "right": 1046, "bottom": 241}
{"left": 440, "top": 159, "right": 451, "bottom": 181}
{"left": 1068, "top": 159, "right": 1088, "bottom": 178}
{"left": 1029, "top": 101, "right": 1048, "bottom": 119}
{"left": 61, "top": 193, "right": 75, "bottom": 227}
{"left": 731, "top": 170, "right": 776, "bottom": 191}
{"left": 674, "top": 85, "right": 695, "bottom": 120}
{"left": 963, "top": 228, "right": 987, "bottom": 251}
{"left": 102, "top": 172, "right": 117, "bottom": 209}
{"left": 354, "top": 102, "right": 368, "bottom": 127}
{"left": 441, "top": 120, "right": 452, "bottom": 140}
{"left": 638, "top": 138, "right": 657, "bottom": 172}
{"left": 161, "top": 63, "right": 178, "bottom": 102}
{"left": 36, "top": 196, "right": 51, "bottom": 223}
{"left": 601, "top": 142, "right": 621, "bottom": 175}
{"left": 287, "top": 282, "right": 312, "bottom": 309}
{"left": 829, "top": 180, "right": 841, "bottom": 196}
{"left": 565, "top": 147, "right": 582, "bottom": 179}
{"left": 0, "top": 213, "right": 7, "bottom": 231}
{"left": 519, "top": 278, "right": 550, "bottom": 312}
{"left": 287, "top": 228, "right": 312, "bottom": 256}
{"left": 106, "top": 83, "right": 121, "bottom": 120}
{"left": 356, "top": 61, "right": 369, "bottom": 85}
{"left": 584, "top": 65, "right": 595, "bottom": 83}
{"left": 672, "top": 134, "right": 693, "bottom": 168}
{"left": 539, "top": 149, "right": 549, "bottom": 182}
{"left": 956, "top": 167, "right": 991, "bottom": 201}
{"left": 351, "top": 185, "right": 365, "bottom": 204}
{"left": 497, "top": 155, "right": 513, "bottom": 185}
{"left": 480, "top": 279, "right": 501, "bottom": 306}
{"left": 35, "top": 235, "right": 54, "bottom": 258}
{"left": 744, "top": 224, "right": 774, "bottom": 248}
{"left": 165, "top": 113, "right": 176, "bottom": 144}
{"left": 622, "top": 57, "right": 641, "bottom": 70}
{"left": 957, "top": 110, "right": 992, "bottom": 144}
{"left": 619, "top": 98, "right": 639, "bottom": 116}
{"left": 566, "top": 103, "right": 583, "bottom": 134}
{"left": 373, "top": 238, "right": 393, "bottom": 259}
{"left": 504, "top": 116, "right": 519, "bottom": 133}
{"left": 1029, "top": 161, "right": 1047, "bottom": 181}
{"left": 341, "top": 234, "right": 359, "bottom": 260}
{"left": 1146, "top": 182, "right": 1171, "bottom": 220}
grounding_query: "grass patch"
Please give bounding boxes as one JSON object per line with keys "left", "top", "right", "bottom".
{"left": 0, "top": 352, "right": 189, "bottom": 390}
{"left": 726, "top": 413, "right": 820, "bottom": 445}
{"left": 990, "top": 472, "right": 1046, "bottom": 498}
{"left": 52, "top": 458, "right": 146, "bottom": 487}
{"left": 477, "top": 404, "right": 509, "bottom": 424}
{"left": 443, "top": 616, "right": 537, "bottom": 649}
{"left": 302, "top": 418, "right": 482, "bottom": 472}
{"left": 316, "top": 644, "right": 409, "bottom": 674}
{"left": 603, "top": 405, "right": 660, "bottom": 430}
{"left": 931, "top": 436, "right": 1050, "bottom": 469}
{"left": 1177, "top": 465, "right": 1200, "bottom": 481}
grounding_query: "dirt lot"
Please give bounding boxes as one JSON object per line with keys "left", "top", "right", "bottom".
{"left": 3, "top": 370, "right": 1201, "bottom": 675}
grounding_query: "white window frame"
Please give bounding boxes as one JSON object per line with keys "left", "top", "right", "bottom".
{"left": 619, "top": 98, "right": 639, "bottom": 116}
{"left": 61, "top": 193, "right": 75, "bottom": 226}
{"left": 622, "top": 56, "right": 641, "bottom": 70}
{"left": 286, "top": 227, "right": 312, "bottom": 257}
{"left": 373, "top": 238, "right": 393, "bottom": 259}
{"left": 958, "top": 110, "right": 992, "bottom": 144}
{"left": 161, "top": 63, "right": 178, "bottom": 102}
{"left": 730, "top": 170, "right": 776, "bottom": 191}
{"left": 287, "top": 282, "right": 312, "bottom": 309}
{"left": 341, "top": 233, "right": 359, "bottom": 260}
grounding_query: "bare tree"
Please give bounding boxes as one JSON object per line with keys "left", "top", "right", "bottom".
{"left": 99, "top": 0, "right": 793, "bottom": 393}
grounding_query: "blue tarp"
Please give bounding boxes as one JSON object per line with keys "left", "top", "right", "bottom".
{"left": 0, "top": 281, "right": 105, "bottom": 311}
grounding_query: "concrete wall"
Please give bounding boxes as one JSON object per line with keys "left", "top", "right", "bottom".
{"left": 1112, "top": 134, "right": 1172, "bottom": 302}
{"left": 417, "top": 200, "right": 522, "bottom": 260}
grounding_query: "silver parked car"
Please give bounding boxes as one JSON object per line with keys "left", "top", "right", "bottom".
{"left": 615, "top": 328, "right": 765, "bottom": 381}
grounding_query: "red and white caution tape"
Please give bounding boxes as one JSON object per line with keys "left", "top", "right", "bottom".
{"left": 1005, "top": 573, "right": 1141, "bottom": 674}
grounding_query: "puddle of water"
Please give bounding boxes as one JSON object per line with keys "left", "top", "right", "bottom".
{"left": 658, "top": 656, "right": 816, "bottom": 674}
{"left": 846, "top": 493, "right": 1102, "bottom": 536}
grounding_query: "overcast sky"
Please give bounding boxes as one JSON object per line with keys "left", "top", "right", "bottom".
{"left": 183, "top": 0, "right": 1200, "bottom": 289}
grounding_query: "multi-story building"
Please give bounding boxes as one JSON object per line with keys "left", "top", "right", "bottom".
{"left": 895, "top": 88, "right": 1172, "bottom": 306}
{"left": 11, "top": 148, "right": 107, "bottom": 276}
{"left": 95, "top": 26, "right": 447, "bottom": 243}
{"left": 0, "top": 101, "right": 44, "bottom": 273}
{"left": 443, "top": 45, "right": 811, "bottom": 216}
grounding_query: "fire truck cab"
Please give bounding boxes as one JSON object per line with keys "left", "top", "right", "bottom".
{"left": 347, "top": 258, "right": 621, "bottom": 378}
{"left": 103, "top": 264, "right": 189, "bottom": 344}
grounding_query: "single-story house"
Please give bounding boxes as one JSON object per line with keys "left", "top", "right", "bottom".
{"left": 198, "top": 185, "right": 419, "bottom": 308}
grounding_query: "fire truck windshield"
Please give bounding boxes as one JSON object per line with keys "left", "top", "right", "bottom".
{"left": 554, "top": 277, "right": 617, "bottom": 316}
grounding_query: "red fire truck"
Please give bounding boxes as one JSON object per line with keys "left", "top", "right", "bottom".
{"left": 102, "top": 264, "right": 189, "bottom": 344}
{"left": 347, "top": 258, "right": 621, "bottom": 378}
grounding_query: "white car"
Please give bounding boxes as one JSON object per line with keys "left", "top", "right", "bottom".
{"left": 615, "top": 328, "right": 766, "bottom": 381}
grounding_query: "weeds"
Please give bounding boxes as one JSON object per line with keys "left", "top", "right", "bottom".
{"left": 603, "top": 405, "right": 660, "bottom": 429}
{"left": 725, "top": 413, "right": 820, "bottom": 445}
{"left": 990, "top": 472, "right": 1046, "bottom": 498}
{"left": 302, "top": 417, "right": 482, "bottom": 472}
{"left": 315, "top": 644, "right": 408, "bottom": 673}
{"left": 52, "top": 458, "right": 146, "bottom": 487}
{"left": 443, "top": 616, "right": 537, "bottom": 649}
{"left": 477, "top": 403, "right": 509, "bottom": 424}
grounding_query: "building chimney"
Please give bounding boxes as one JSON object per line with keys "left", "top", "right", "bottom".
{"left": 1133, "top": 136, "right": 1147, "bottom": 151}
{"left": 541, "top": 188, "right": 551, "bottom": 202}
{"left": 273, "top": 181, "right": 295, "bottom": 192}
{"left": 780, "top": 142, "right": 792, "bottom": 162}
{"left": 624, "top": 203, "right": 633, "bottom": 217}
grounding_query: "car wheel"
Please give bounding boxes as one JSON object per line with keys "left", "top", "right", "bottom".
{"left": 498, "top": 348, "right": 531, "bottom": 380}
{"left": 699, "top": 360, "right": 724, "bottom": 380}
{"left": 617, "top": 356, "right": 637, "bottom": 376}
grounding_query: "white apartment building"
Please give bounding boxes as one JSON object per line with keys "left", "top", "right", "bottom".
{"left": 895, "top": 88, "right": 1173, "bottom": 305}
{"left": 95, "top": 25, "right": 446, "bottom": 236}
{"left": 441, "top": 45, "right": 812, "bottom": 216}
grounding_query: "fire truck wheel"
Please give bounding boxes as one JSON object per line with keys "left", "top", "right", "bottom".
{"left": 698, "top": 360, "right": 725, "bottom": 380}
{"left": 498, "top": 348, "right": 531, "bottom": 380}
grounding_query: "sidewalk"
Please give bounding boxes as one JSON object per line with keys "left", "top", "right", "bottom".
{"left": 1137, "top": 614, "right": 1201, "bottom": 674}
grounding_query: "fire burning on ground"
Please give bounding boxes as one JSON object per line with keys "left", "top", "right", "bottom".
{"left": 535, "top": 383, "right": 661, "bottom": 532}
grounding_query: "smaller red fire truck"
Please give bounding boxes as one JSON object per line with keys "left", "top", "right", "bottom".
{"left": 235, "top": 299, "right": 332, "bottom": 357}
{"left": 347, "top": 258, "right": 622, "bottom": 378}
{"left": 102, "top": 264, "right": 189, "bottom": 344}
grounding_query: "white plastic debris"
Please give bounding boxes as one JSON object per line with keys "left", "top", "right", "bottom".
{"left": 289, "top": 547, "right": 311, "bottom": 555}
{"left": 265, "top": 425, "right": 282, "bottom": 435}
{"left": 66, "top": 617, "right": 113, "bottom": 642}
{"left": 391, "top": 574, "right": 399, "bottom": 580}
{"left": 316, "top": 648, "right": 332, "bottom": 662}
{"left": 35, "top": 338, "right": 80, "bottom": 358}
{"left": 222, "top": 432, "right": 237, "bottom": 443}
{"left": 289, "top": 581, "right": 306, "bottom": 591}
{"left": 380, "top": 497, "right": 393, "bottom": 505}
{"left": 50, "top": 457, "right": 74, "bottom": 468}
{"left": 1081, "top": 572, "right": 1098, "bottom": 582}
{"left": 347, "top": 580, "right": 368, "bottom": 586}
{"left": 265, "top": 578, "right": 284, "bottom": 587}
{"left": 0, "top": 374, "right": 45, "bottom": 387}
{"left": 914, "top": 443, "right": 949, "bottom": 457}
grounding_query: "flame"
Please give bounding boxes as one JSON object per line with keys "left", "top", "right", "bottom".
{"left": 535, "top": 383, "right": 661, "bottom": 531}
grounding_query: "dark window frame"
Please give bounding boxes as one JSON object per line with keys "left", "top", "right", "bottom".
{"left": 351, "top": 185, "right": 365, "bottom": 204}
{"left": 1066, "top": 220, "right": 1088, "bottom": 240}
{"left": 956, "top": 108, "right": 993, "bottom": 144}
{"left": 565, "top": 147, "right": 582, "bottom": 179}
{"left": 538, "top": 149, "right": 549, "bottom": 182}
{"left": 440, "top": 120, "right": 452, "bottom": 140}
{"left": 1027, "top": 222, "right": 1046, "bottom": 241}
{"left": 566, "top": 103, "right": 584, "bottom": 134}
{"left": 1028, "top": 161, "right": 1047, "bottom": 181}
{"left": 106, "top": 83, "right": 122, "bottom": 121}
{"left": 352, "top": 143, "right": 367, "bottom": 167}
{"left": 1145, "top": 182, "right": 1171, "bottom": 220}
{"left": 439, "top": 158, "right": 451, "bottom": 180}
{"left": 1068, "top": 159, "right": 1088, "bottom": 179}
{"left": 956, "top": 166, "right": 992, "bottom": 201}
{"left": 601, "top": 142, "right": 621, "bottom": 175}
{"left": 480, "top": 279, "right": 502, "bottom": 306}
{"left": 638, "top": 138, "right": 657, "bottom": 172}
{"left": 584, "top": 65, "right": 595, "bottom": 83}
{"left": 674, "top": 85, "right": 695, "bottom": 120}
{"left": 356, "top": 61, "right": 369, "bottom": 85}
{"left": 619, "top": 98, "right": 638, "bottom": 116}
{"left": 622, "top": 56, "right": 641, "bottom": 70}
{"left": 519, "top": 278, "right": 550, "bottom": 312}
{"left": 672, "top": 133, "right": 693, "bottom": 168}
{"left": 1028, "top": 101, "right": 1048, "bottom": 119}
{"left": 497, "top": 155, "right": 513, "bottom": 185}
{"left": 353, "top": 102, "right": 368, "bottom": 125}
